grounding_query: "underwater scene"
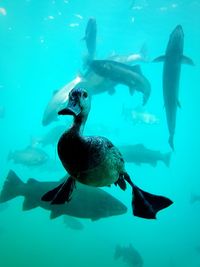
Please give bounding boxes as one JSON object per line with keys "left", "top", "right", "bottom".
{"left": 0, "top": 0, "right": 200, "bottom": 266}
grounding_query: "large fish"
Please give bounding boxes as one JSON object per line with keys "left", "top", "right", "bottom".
{"left": 0, "top": 170, "right": 127, "bottom": 220}
{"left": 114, "top": 244, "right": 143, "bottom": 267}
{"left": 90, "top": 60, "right": 151, "bottom": 105}
{"left": 119, "top": 144, "right": 171, "bottom": 167}
{"left": 83, "top": 17, "right": 97, "bottom": 61}
{"left": 42, "top": 75, "right": 82, "bottom": 126}
{"left": 43, "top": 51, "right": 150, "bottom": 126}
{"left": 8, "top": 146, "right": 49, "bottom": 167}
{"left": 153, "top": 25, "right": 194, "bottom": 150}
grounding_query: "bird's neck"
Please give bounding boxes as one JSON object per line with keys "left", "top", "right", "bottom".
{"left": 70, "top": 114, "right": 88, "bottom": 135}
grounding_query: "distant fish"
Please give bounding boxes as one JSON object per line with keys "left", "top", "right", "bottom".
{"left": 122, "top": 105, "right": 159, "bottom": 125}
{"left": 119, "top": 144, "right": 171, "bottom": 167}
{"left": 82, "top": 17, "right": 97, "bottom": 62}
{"left": 63, "top": 215, "right": 84, "bottom": 230}
{"left": 42, "top": 75, "right": 82, "bottom": 126}
{"left": 114, "top": 244, "right": 143, "bottom": 267}
{"left": 0, "top": 170, "right": 127, "bottom": 220}
{"left": 8, "top": 146, "right": 49, "bottom": 167}
{"left": 109, "top": 44, "right": 148, "bottom": 64}
{"left": 153, "top": 25, "right": 194, "bottom": 150}
{"left": 31, "top": 125, "right": 66, "bottom": 147}
{"left": 0, "top": 106, "right": 5, "bottom": 119}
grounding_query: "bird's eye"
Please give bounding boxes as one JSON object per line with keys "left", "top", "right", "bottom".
{"left": 83, "top": 91, "right": 88, "bottom": 98}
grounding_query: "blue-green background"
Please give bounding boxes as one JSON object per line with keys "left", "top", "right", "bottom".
{"left": 0, "top": 0, "right": 199, "bottom": 266}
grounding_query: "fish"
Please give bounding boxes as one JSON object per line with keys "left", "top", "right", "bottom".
{"left": 0, "top": 170, "right": 127, "bottom": 220}
{"left": 43, "top": 50, "right": 150, "bottom": 126}
{"left": 8, "top": 146, "right": 49, "bottom": 167}
{"left": 153, "top": 25, "right": 194, "bottom": 150}
{"left": 0, "top": 105, "right": 5, "bottom": 119}
{"left": 90, "top": 60, "right": 151, "bottom": 105}
{"left": 109, "top": 44, "right": 148, "bottom": 64}
{"left": 122, "top": 105, "right": 159, "bottom": 125}
{"left": 63, "top": 215, "right": 84, "bottom": 230}
{"left": 42, "top": 75, "right": 82, "bottom": 126}
{"left": 118, "top": 144, "right": 171, "bottom": 167}
{"left": 31, "top": 125, "right": 66, "bottom": 147}
{"left": 83, "top": 17, "right": 97, "bottom": 62}
{"left": 114, "top": 244, "right": 143, "bottom": 267}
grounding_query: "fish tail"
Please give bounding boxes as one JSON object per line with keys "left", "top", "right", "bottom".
{"left": 0, "top": 170, "right": 24, "bottom": 203}
{"left": 123, "top": 173, "right": 173, "bottom": 219}
{"left": 163, "top": 152, "right": 172, "bottom": 167}
{"left": 168, "top": 135, "right": 175, "bottom": 151}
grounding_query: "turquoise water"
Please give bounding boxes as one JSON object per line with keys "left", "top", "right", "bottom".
{"left": 0, "top": 0, "right": 200, "bottom": 266}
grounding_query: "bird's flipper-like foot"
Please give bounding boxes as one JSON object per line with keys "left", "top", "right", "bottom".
{"left": 41, "top": 176, "right": 76, "bottom": 204}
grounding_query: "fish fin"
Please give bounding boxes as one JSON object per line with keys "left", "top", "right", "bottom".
{"left": 181, "top": 55, "right": 195, "bottom": 66}
{"left": 0, "top": 170, "right": 24, "bottom": 203}
{"left": 177, "top": 100, "right": 181, "bottom": 108}
{"left": 115, "top": 175, "right": 127, "bottom": 191}
{"left": 152, "top": 55, "right": 166, "bottom": 63}
{"left": 50, "top": 209, "right": 62, "bottom": 219}
{"left": 41, "top": 177, "right": 76, "bottom": 204}
{"left": 23, "top": 198, "right": 38, "bottom": 211}
{"left": 123, "top": 173, "right": 173, "bottom": 219}
{"left": 163, "top": 152, "right": 172, "bottom": 167}
{"left": 168, "top": 135, "right": 175, "bottom": 151}
{"left": 27, "top": 178, "right": 39, "bottom": 184}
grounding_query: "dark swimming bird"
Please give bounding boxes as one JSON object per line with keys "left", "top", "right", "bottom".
{"left": 153, "top": 25, "right": 194, "bottom": 150}
{"left": 42, "top": 88, "right": 173, "bottom": 219}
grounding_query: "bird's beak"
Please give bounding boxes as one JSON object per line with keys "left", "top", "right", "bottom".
{"left": 58, "top": 99, "right": 81, "bottom": 116}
